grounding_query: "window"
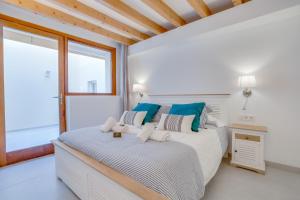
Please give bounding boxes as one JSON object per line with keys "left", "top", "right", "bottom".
{"left": 67, "top": 40, "right": 114, "bottom": 94}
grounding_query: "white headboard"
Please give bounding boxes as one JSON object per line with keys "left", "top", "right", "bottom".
{"left": 141, "top": 93, "right": 230, "bottom": 124}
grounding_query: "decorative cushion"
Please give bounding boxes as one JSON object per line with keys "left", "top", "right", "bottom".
{"left": 206, "top": 105, "right": 213, "bottom": 113}
{"left": 119, "top": 111, "right": 147, "bottom": 127}
{"left": 157, "top": 114, "right": 195, "bottom": 133}
{"left": 199, "top": 107, "right": 208, "bottom": 129}
{"left": 136, "top": 123, "right": 155, "bottom": 142}
{"left": 100, "top": 117, "right": 117, "bottom": 132}
{"left": 206, "top": 115, "right": 226, "bottom": 127}
{"left": 152, "top": 105, "right": 171, "bottom": 122}
{"left": 132, "top": 103, "right": 161, "bottom": 124}
{"left": 169, "top": 102, "right": 206, "bottom": 132}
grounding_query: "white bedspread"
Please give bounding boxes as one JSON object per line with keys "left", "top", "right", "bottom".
{"left": 169, "top": 128, "right": 223, "bottom": 185}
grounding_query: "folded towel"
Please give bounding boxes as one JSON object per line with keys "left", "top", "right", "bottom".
{"left": 100, "top": 117, "right": 117, "bottom": 132}
{"left": 137, "top": 123, "right": 155, "bottom": 142}
{"left": 112, "top": 124, "right": 129, "bottom": 133}
{"left": 150, "top": 130, "right": 170, "bottom": 142}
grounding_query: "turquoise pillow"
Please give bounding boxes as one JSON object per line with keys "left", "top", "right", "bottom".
{"left": 132, "top": 103, "right": 161, "bottom": 124}
{"left": 169, "top": 102, "right": 206, "bottom": 132}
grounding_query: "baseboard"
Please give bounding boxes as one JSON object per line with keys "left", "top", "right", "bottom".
{"left": 265, "top": 161, "right": 300, "bottom": 173}
{"left": 6, "top": 124, "right": 59, "bottom": 133}
{"left": 227, "top": 153, "right": 300, "bottom": 173}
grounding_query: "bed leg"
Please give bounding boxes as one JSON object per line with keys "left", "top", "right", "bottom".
{"left": 223, "top": 151, "right": 229, "bottom": 159}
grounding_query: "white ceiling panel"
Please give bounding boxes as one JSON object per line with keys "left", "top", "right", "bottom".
{"left": 15, "top": 0, "right": 240, "bottom": 44}
{"left": 123, "top": 0, "right": 175, "bottom": 30}
{"left": 37, "top": 0, "right": 140, "bottom": 39}
{"left": 164, "top": 0, "right": 200, "bottom": 23}
{"left": 205, "top": 0, "right": 233, "bottom": 13}
{"left": 157, "top": 0, "right": 233, "bottom": 24}
{"left": 35, "top": 0, "right": 235, "bottom": 37}
{"left": 81, "top": 0, "right": 153, "bottom": 35}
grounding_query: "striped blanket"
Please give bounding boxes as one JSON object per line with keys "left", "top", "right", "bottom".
{"left": 59, "top": 126, "right": 205, "bottom": 200}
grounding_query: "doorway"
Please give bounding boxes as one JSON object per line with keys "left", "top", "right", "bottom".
{"left": 0, "top": 23, "right": 65, "bottom": 166}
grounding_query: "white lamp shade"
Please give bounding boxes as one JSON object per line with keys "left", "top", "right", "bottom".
{"left": 132, "top": 83, "right": 145, "bottom": 93}
{"left": 239, "top": 75, "right": 256, "bottom": 88}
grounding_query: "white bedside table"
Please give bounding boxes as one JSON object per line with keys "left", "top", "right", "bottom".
{"left": 230, "top": 123, "right": 268, "bottom": 174}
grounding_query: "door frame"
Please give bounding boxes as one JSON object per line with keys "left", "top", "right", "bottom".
{"left": 0, "top": 20, "right": 66, "bottom": 166}
{"left": 0, "top": 13, "right": 117, "bottom": 167}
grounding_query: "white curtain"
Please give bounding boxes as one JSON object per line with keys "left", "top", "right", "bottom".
{"left": 120, "top": 44, "right": 129, "bottom": 112}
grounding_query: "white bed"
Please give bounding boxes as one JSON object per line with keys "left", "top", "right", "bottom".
{"left": 54, "top": 94, "right": 229, "bottom": 200}
{"left": 169, "top": 127, "right": 227, "bottom": 185}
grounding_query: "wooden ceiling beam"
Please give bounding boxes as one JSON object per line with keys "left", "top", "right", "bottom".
{"left": 141, "top": 0, "right": 186, "bottom": 27}
{"left": 5, "top": 0, "right": 136, "bottom": 45}
{"left": 102, "top": 0, "right": 167, "bottom": 35}
{"left": 187, "top": 0, "right": 212, "bottom": 18}
{"left": 55, "top": 0, "right": 150, "bottom": 41}
{"left": 232, "top": 0, "right": 243, "bottom": 6}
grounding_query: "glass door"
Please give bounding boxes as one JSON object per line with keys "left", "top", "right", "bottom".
{"left": 0, "top": 24, "right": 65, "bottom": 165}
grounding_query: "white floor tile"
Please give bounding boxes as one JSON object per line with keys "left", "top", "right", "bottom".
{"left": 1, "top": 156, "right": 300, "bottom": 200}
{"left": 6, "top": 125, "right": 59, "bottom": 152}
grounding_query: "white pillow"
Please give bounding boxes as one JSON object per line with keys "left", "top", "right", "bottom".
{"left": 157, "top": 114, "right": 195, "bottom": 133}
{"left": 136, "top": 123, "right": 155, "bottom": 142}
{"left": 152, "top": 105, "right": 171, "bottom": 122}
{"left": 150, "top": 130, "right": 170, "bottom": 142}
{"left": 100, "top": 117, "right": 117, "bottom": 132}
{"left": 206, "top": 115, "right": 226, "bottom": 127}
{"left": 119, "top": 111, "right": 147, "bottom": 127}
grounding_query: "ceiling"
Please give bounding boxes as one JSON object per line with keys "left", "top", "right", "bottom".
{"left": 4, "top": 0, "right": 249, "bottom": 45}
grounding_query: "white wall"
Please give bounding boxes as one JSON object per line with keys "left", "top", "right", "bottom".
{"left": 66, "top": 96, "right": 122, "bottom": 131}
{"left": 128, "top": 2, "right": 300, "bottom": 168}
{"left": 68, "top": 53, "right": 107, "bottom": 93}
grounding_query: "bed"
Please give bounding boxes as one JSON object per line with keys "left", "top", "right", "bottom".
{"left": 54, "top": 94, "right": 229, "bottom": 200}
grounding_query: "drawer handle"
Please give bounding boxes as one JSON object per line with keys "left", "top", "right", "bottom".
{"left": 234, "top": 150, "right": 237, "bottom": 153}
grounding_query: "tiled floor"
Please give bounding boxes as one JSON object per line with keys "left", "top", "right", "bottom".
{"left": 6, "top": 125, "right": 59, "bottom": 152}
{"left": 0, "top": 156, "right": 300, "bottom": 200}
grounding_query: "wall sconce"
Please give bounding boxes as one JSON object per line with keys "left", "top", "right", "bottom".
{"left": 132, "top": 83, "right": 146, "bottom": 98}
{"left": 239, "top": 75, "right": 256, "bottom": 110}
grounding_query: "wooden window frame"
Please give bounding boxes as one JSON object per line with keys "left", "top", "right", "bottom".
{"left": 0, "top": 14, "right": 116, "bottom": 166}
{"left": 65, "top": 38, "right": 116, "bottom": 96}
{"left": 0, "top": 13, "right": 117, "bottom": 98}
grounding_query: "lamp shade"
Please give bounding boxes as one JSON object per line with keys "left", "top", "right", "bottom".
{"left": 132, "top": 83, "right": 145, "bottom": 93}
{"left": 239, "top": 75, "right": 256, "bottom": 88}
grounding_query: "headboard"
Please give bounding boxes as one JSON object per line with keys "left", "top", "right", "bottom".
{"left": 141, "top": 93, "right": 231, "bottom": 124}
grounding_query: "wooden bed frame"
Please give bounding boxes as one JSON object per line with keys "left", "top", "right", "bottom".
{"left": 53, "top": 140, "right": 168, "bottom": 200}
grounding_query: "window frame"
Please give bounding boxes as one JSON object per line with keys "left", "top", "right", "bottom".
{"left": 0, "top": 13, "right": 117, "bottom": 167}
{"left": 65, "top": 38, "right": 116, "bottom": 96}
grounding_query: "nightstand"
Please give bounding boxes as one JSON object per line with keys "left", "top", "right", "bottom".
{"left": 229, "top": 123, "right": 268, "bottom": 174}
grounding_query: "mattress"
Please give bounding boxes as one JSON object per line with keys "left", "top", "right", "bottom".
{"left": 167, "top": 126, "right": 228, "bottom": 185}
{"left": 58, "top": 125, "right": 228, "bottom": 199}
{"left": 59, "top": 126, "right": 205, "bottom": 200}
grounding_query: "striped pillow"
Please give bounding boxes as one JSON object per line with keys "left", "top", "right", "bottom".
{"left": 199, "top": 107, "right": 208, "bottom": 129}
{"left": 152, "top": 105, "right": 171, "bottom": 122}
{"left": 157, "top": 114, "right": 195, "bottom": 133}
{"left": 119, "top": 111, "right": 147, "bottom": 127}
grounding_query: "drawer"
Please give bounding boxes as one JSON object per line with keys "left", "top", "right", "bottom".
{"left": 235, "top": 133, "right": 260, "bottom": 142}
{"left": 87, "top": 168, "right": 142, "bottom": 200}
{"left": 55, "top": 146, "right": 88, "bottom": 200}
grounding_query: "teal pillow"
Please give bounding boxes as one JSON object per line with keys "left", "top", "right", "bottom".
{"left": 169, "top": 102, "right": 206, "bottom": 132}
{"left": 132, "top": 103, "right": 161, "bottom": 124}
